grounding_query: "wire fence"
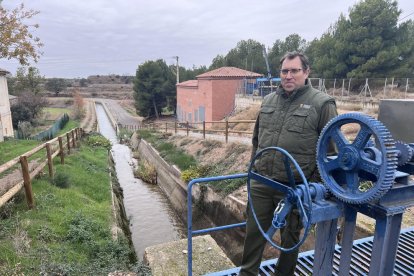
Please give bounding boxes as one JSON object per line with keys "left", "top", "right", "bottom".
{"left": 310, "top": 77, "right": 413, "bottom": 99}
{"left": 237, "top": 77, "right": 413, "bottom": 100}
{"left": 15, "top": 113, "right": 70, "bottom": 141}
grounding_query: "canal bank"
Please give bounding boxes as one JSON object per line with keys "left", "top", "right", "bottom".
{"left": 95, "top": 103, "right": 185, "bottom": 260}
{"left": 130, "top": 134, "right": 247, "bottom": 264}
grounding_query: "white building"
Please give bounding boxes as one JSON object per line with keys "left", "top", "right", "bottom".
{"left": 0, "top": 68, "right": 14, "bottom": 141}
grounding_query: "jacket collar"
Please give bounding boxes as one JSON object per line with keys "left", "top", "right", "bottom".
{"left": 278, "top": 83, "right": 310, "bottom": 99}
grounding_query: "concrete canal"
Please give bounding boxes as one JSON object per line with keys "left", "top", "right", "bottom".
{"left": 95, "top": 103, "right": 185, "bottom": 260}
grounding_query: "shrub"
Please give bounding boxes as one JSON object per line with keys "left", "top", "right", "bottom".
{"left": 118, "top": 129, "right": 134, "bottom": 144}
{"left": 181, "top": 166, "right": 200, "bottom": 183}
{"left": 134, "top": 160, "right": 157, "bottom": 184}
{"left": 17, "top": 121, "right": 32, "bottom": 138}
{"left": 53, "top": 171, "right": 70, "bottom": 188}
{"left": 0, "top": 199, "right": 16, "bottom": 219}
{"left": 73, "top": 90, "right": 85, "bottom": 120}
{"left": 86, "top": 134, "right": 111, "bottom": 149}
{"left": 10, "top": 93, "right": 48, "bottom": 128}
{"left": 181, "top": 165, "right": 213, "bottom": 183}
{"left": 66, "top": 212, "right": 107, "bottom": 243}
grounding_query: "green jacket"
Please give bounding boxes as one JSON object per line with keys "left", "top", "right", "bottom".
{"left": 252, "top": 83, "right": 337, "bottom": 183}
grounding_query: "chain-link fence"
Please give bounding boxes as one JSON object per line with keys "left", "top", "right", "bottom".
{"left": 309, "top": 77, "right": 413, "bottom": 99}
{"left": 236, "top": 77, "right": 413, "bottom": 106}
{"left": 15, "top": 113, "right": 69, "bottom": 140}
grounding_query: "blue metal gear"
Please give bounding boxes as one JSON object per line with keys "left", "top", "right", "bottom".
{"left": 395, "top": 141, "right": 413, "bottom": 166}
{"left": 317, "top": 113, "right": 397, "bottom": 204}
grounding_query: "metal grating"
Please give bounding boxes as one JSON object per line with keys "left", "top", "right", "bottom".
{"left": 207, "top": 226, "right": 414, "bottom": 276}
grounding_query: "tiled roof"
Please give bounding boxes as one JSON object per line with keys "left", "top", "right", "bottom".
{"left": 196, "top": 67, "right": 262, "bottom": 79}
{"left": 0, "top": 68, "right": 10, "bottom": 76}
{"left": 177, "top": 80, "right": 198, "bottom": 87}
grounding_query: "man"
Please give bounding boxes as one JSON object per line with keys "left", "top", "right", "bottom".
{"left": 239, "top": 51, "right": 338, "bottom": 276}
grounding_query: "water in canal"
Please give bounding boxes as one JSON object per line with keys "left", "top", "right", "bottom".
{"left": 95, "top": 103, "right": 185, "bottom": 259}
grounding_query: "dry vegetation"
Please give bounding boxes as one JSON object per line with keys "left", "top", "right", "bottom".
{"left": 168, "top": 135, "right": 251, "bottom": 177}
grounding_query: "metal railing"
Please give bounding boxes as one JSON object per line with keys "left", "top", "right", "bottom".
{"left": 187, "top": 173, "right": 248, "bottom": 276}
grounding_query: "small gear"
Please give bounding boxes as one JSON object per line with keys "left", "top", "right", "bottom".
{"left": 395, "top": 141, "right": 414, "bottom": 166}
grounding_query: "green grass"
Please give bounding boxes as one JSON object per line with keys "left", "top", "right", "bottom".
{"left": 43, "top": 107, "right": 71, "bottom": 120}
{"left": 0, "top": 139, "right": 41, "bottom": 164}
{"left": 137, "top": 130, "right": 196, "bottom": 170}
{"left": 0, "top": 121, "right": 78, "bottom": 165}
{"left": 58, "top": 120, "right": 79, "bottom": 136}
{"left": 137, "top": 130, "right": 246, "bottom": 195}
{"left": 0, "top": 135, "right": 148, "bottom": 275}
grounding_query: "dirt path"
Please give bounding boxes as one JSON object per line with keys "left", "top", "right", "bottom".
{"left": 80, "top": 99, "right": 97, "bottom": 132}
{"left": 0, "top": 161, "right": 40, "bottom": 198}
{"left": 100, "top": 99, "right": 142, "bottom": 127}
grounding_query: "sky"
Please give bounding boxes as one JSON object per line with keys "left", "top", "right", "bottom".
{"left": 1, "top": 0, "right": 413, "bottom": 78}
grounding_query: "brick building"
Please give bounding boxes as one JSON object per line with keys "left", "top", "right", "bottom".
{"left": 0, "top": 68, "right": 14, "bottom": 142}
{"left": 176, "top": 67, "right": 261, "bottom": 123}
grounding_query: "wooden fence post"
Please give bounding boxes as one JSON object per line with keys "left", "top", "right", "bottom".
{"left": 20, "top": 155, "right": 34, "bottom": 209}
{"left": 71, "top": 130, "right": 75, "bottom": 148}
{"left": 225, "top": 120, "right": 229, "bottom": 143}
{"left": 58, "top": 136, "right": 65, "bottom": 164}
{"left": 45, "top": 142, "right": 54, "bottom": 178}
{"left": 175, "top": 121, "right": 177, "bottom": 134}
{"left": 186, "top": 121, "right": 189, "bottom": 136}
{"left": 165, "top": 122, "right": 168, "bottom": 133}
{"left": 203, "top": 121, "right": 206, "bottom": 139}
{"left": 66, "top": 133, "right": 71, "bottom": 154}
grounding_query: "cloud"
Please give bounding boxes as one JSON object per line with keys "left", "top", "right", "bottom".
{"left": 1, "top": 0, "right": 413, "bottom": 77}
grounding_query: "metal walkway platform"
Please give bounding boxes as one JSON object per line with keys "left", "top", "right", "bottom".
{"left": 207, "top": 226, "right": 414, "bottom": 276}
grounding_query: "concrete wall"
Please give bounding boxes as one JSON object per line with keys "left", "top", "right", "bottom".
{"left": 198, "top": 80, "right": 213, "bottom": 121}
{"left": 176, "top": 84, "right": 208, "bottom": 123}
{"left": 135, "top": 137, "right": 247, "bottom": 262}
{"left": 211, "top": 79, "right": 242, "bottom": 120}
{"left": 0, "top": 73, "right": 14, "bottom": 140}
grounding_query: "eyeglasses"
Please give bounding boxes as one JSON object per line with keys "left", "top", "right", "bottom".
{"left": 280, "top": 68, "right": 303, "bottom": 76}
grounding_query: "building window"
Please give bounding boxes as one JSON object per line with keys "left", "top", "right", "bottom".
{"left": 199, "top": 106, "right": 205, "bottom": 122}
{"left": 194, "top": 109, "right": 198, "bottom": 122}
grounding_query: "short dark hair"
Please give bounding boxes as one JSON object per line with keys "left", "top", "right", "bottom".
{"left": 280, "top": 51, "right": 310, "bottom": 70}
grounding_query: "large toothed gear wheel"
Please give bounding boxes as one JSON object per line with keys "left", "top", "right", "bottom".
{"left": 395, "top": 141, "right": 413, "bottom": 166}
{"left": 317, "top": 113, "right": 397, "bottom": 204}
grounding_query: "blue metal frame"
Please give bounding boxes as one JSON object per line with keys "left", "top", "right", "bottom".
{"left": 186, "top": 113, "right": 414, "bottom": 275}
{"left": 187, "top": 173, "right": 248, "bottom": 276}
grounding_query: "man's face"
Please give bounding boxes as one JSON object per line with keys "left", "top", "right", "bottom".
{"left": 280, "top": 56, "right": 309, "bottom": 93}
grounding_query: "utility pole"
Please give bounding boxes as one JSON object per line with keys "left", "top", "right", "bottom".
{"left": 173, "top": 56, "right": 179, "bottom": 84}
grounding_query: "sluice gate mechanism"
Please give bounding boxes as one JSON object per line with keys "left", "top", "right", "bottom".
{"left": 187, "top": 100, "right": 414, "bottom": 276}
